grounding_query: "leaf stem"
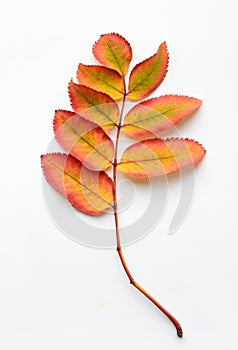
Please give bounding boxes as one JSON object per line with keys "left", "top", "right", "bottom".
{"left": 112, "top": 78, "right": 183, "bottom": 338}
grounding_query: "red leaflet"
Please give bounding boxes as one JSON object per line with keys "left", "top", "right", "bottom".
{"left": 77, "top": 64, "right": 124, "bottom": 99}
{"left": 53, "top": 110, "right": 114, "bottom": 171}
{"left": 68, "top": 81, "right": 119, "bottom": 131}
{"left": 122, "top": 95, "right": 202, "bottom": 139}
{"left": 128, "top": 42, "right": 169, "bottom": 100}
{"left": 93, "top": 33, "right": 132, "bottom": 75}
{"left": 118, "top": 138, "right": 205, "bottom": 178}
{"left": 41, "top": 153, "right": 113, "bottom": 215}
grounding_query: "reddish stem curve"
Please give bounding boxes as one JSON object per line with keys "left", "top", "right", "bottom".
{"left": 112, "top": 78, "right": 183, "bottom": 338}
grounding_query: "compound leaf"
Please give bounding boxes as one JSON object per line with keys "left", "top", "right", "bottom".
{"left": 93, "top": 33, "right": 132, "bottom": 75}
{"left": 77, "top": 64, "right": 124, "bottom": 100}
{"left": 41, "top": 153, "right": 113, "bottom": 215}
{"left": 118, "top": 138, "right": 205, "bottom": 178}
{"left": 128, "top": 42, "right": 168, "bottom": 100}
{"left": 68, "top": 81, "right": 119, "bottom": 131}
{"left": 122, "top": 95, "right": 202, "bottom": 139}
{"left": 53, "top": 110, "right": 114, "bottom": 171}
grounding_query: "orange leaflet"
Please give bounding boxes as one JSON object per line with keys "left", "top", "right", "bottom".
{"left": 93, "top": 33, "right": 132, "bottom": 76}
{"left": 53, "top": 110, "right": 114, "bottom": 171}
{"left": 41, "top": 153, "right": 113, "bottom": 215}
{"left": 68, "top": 81, "right": 119, "bottom": 131}
{"left": 122, "top": 95, "right": 202, "bottom": 139}
{"left": 127, "top": 42, "right": 169, "bottom": 101}
{"left": 77, "top": 64, "right": 124, "bottom": 100}
{"left": 118, "top": 138, "right": 205, "bottom": 178}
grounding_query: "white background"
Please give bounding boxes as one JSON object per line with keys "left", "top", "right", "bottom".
{"left": 1, "top": 0, "right": 237, "bottom": 348}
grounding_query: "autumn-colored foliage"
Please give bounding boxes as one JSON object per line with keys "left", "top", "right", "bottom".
{"left": 118, "top": 138, "right": 205, "bottom": 178}
{"left": 41, "top": 153, "right": 113, "bottom": 215}
{"left": 41, "top": 33, "right": 206, "bottom": 338}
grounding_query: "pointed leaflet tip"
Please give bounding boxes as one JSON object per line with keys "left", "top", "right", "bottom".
{"left": 128, "top": 41, "right": 169, "bottom": 101}
{"left": 122, "top": 95, "right": 202, "bottom": 139}
{"left": 41, "top": 153, "right": 114, "bottom": 216}
{"left": 118, "top": 138, "right": 206, "bottom": 178}
{"left": 93, "top": 33, "right": 132, "bottom": 76}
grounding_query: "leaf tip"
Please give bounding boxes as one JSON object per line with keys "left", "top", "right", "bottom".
{"left": 159, "top": 40, "right": 169, "bottom": 62}
{"left": 196, "top": 98, "right": 203, "bottom": 107}
{"left": 92, "top": 32, "right": 132, "bottom": 75}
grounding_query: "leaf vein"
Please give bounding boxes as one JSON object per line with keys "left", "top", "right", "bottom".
{"left": 61, "top": 117, "right": 112, "bottom": 164}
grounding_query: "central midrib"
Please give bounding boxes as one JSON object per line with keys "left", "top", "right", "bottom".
{"left": 88, "top": 68, "right": 124, "bottom": 95}
{"left": 128, "top": 53, "right": 163, "bottom": 93}
{"left": 79, "top": 90, "right": 117, "bottom": 125}
{"left": 61, "top": 117, "right": 112, "bottom": 165}
{"left": 104, "top": 38, "right": 123, "bottom": 75}
{"left": 120, "top": 151, "right": 193, "bottom": 164}
{"left": 122, "top": 107, "right": 176, "bottom": 127}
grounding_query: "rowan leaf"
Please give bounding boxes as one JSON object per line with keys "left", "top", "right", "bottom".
{"left": 41, "top": 153, "right": 113, "bottom": 215}
{"left": 118, "top": 138, "right": 205, "bottom": 178}
{"left": 77, "top": 64, "right": 124, "bottom": 100}
{"left": 68, "top": 81, "right": 119, "bottom": 131}
{"left": 53, "top": 110, "right": 114, "bottom": 171}
{"left": 93, "top": 33, "right": 132, "bottom": 75}
{"left": 127, "top": 42, "right": 169, "bottom": 101}
{"left": 122, "top": 95, "right": 202, "bottom": 139}
{"left": 41, "top": 33, "right": 206, "bottom": 338}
